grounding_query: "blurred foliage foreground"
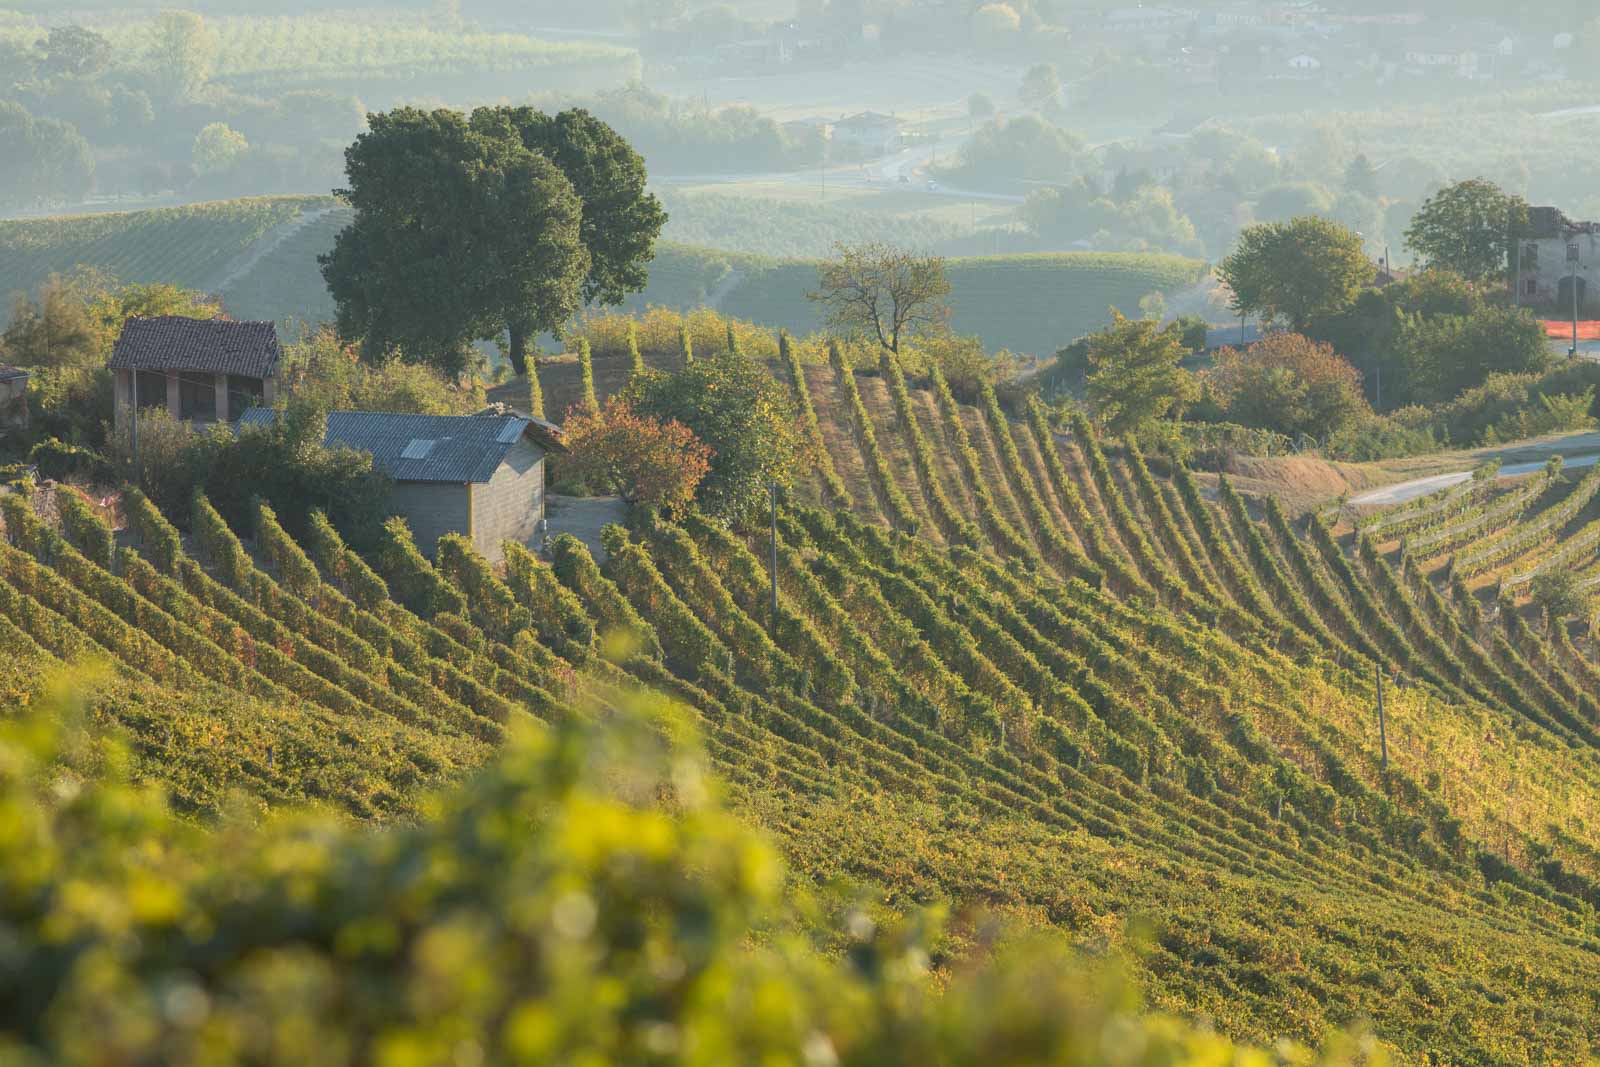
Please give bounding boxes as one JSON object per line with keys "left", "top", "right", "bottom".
{"left": 0, "top": 668, "right": 1386, "bottom": 1067}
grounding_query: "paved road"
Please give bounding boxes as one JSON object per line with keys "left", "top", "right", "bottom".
{"left": 651, "top": 129, "right": 1025, "bottom": 205}
{"left": 1349, "top": 453, "right": 1600, "bottom": 508}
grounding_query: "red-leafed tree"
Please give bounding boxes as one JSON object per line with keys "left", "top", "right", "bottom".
{"left": 561, "top": 397, "right": 711, "bottom": 516}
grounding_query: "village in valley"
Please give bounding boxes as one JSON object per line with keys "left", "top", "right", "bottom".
{"left": 8, "top": 2, "right": 1600, "bottom": 1065}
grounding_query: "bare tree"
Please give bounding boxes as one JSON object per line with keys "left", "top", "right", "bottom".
{"left": 809, "top": 242, "right": 952, "bottom": 353}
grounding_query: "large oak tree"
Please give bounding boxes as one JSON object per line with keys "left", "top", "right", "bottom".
{"left": 322, "top": 105, "right": 663, "bottom": 377}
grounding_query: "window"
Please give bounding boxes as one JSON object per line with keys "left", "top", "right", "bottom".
{"left": 135, "top": 370, "right": 166, "bottom": 410}
{"left": 1523, "top": 243, "right": 1538, "bottom": 269}
{"left": 179, "top": 372, "right": 216, "bottom": 421}
{"left": 228, "top": 374, "right": 264, "bottom": 416}
{"left": 1524, "top": 278, "right": 1538, "bottom": 297}
{"left": 1568, "top": 242, "right": 1581, "bottom": 263}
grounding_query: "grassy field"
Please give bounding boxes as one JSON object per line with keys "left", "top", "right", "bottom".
{"left": 0, "top": 198, "right": 1205, "bottom": 356}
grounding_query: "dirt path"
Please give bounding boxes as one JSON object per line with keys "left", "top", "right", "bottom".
{"left": 211, "top": 205, "right": 337, "bottom": 296}
{"left": 545, "top": 494, "right": 628, "bottom": 562}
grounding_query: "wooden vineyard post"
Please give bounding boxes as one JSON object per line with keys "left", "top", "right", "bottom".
{"left": 1377, "top": 664, "right": 1389, "bottom": 776}
{"left": 769, "top": 481, "right": 779, "bottom": 636}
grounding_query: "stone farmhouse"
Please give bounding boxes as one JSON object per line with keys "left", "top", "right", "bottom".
{"left": 240, "top": 407, "right": 563, "bottom": 563}
{"left": 0, "top": 365, "right": 28, "bottom": 436}
{"left": 110, "top": 317, "right": 281, "bottom": 431}
{"left": 1515, "top": 206, "right": 1600, "bottom": 314}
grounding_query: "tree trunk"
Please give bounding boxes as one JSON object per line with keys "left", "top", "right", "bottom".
{"left": 508, "top": 324, "right": 529, "bottom": 378}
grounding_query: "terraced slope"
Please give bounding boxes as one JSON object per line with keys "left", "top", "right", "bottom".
{"left": 6, "top": 359, "right": 1600, "bottom": 1063}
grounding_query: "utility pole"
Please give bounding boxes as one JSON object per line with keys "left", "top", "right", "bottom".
{"left": 769, "top": 481, "right": 779, "bottom": 635}
{"left": 1376, "top": 664, "right": 1389, "bottom": 774}
{"left": 129, "top": 372, "right": 139, "bottom": 479}
{"left": 1573, "top": 261, "right": 1583, "bottom": 358}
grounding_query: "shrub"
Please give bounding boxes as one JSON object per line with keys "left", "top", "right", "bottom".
{"left": 622, "top": 349, "right": 799, "bottom": 525}
{"left": 560, "top": 397, "right": 711, "bottom": 515}
{"left": 1205, "top": 332, "right": 1371, "bottom": 440}
{"left": 54, "top": 486, "right": 114, "bottom": 569}
{"left": 27, "top": 437, "right": 112, "bottom": 484}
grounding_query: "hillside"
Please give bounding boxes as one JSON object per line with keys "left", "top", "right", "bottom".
{"left": 7, "top": 341, "right": 1600, "bottom": 1062}
{"left": 0, "top": 198, "right": 1205, "bottom": 356}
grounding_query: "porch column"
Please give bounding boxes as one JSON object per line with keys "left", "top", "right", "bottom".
{"left": 166, "top": 372, "right": 180, "bottom": 418}
{"left": 215, "top": 374, "right": 230, "bottom": 423}
{"left": 114, "top": 370, "right": 130, "bottom": 432}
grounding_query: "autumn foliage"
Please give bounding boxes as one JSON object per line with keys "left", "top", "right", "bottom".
{"left": 561, "top": 396, "right": 711, "bottom": 515}
{"left": 1206, "top": 331, "right": 1370, "bottom": 439}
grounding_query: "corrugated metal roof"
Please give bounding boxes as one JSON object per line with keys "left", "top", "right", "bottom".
{"left": 109, "top": 317, "right": 282, "bottom": 378}
{"left": 0, "top": 364, "right": 27, "bottom": 383}
{"left": 238, "top": 409, "right": 538, "bottom": 484}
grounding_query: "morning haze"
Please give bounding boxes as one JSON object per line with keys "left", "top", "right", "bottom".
{"left": 3, "top": 3, "right": 1600, "bottom": 1064}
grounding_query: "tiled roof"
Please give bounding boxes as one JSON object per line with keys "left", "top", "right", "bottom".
{"left": 108, "top": 317, "right": 282, "bottom": 378}
{"left": 0, "top": 365, "right": 27, "bottom": 383}
{"left": 238, "top": 409, "right": 542, "bottom": 484}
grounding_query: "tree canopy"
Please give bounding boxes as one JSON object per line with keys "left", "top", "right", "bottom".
{"left": 322, "top": 106, "right": 664, "bottom": 377}
{"left": 1404, "top": 178, "right": 1528, "bottom": 283}
{"left": 1083, "top": 309, "right": 1198, "bottom": 436}
{"left": 560, "top": 396, "right": 711, "bottom": 515}
{"left": 809, "top": 242, "right": 951, "bottom": 354}
{"left": 469, "top": 106, "right": 666, "bottom": 310}
{"left": 1219, "top": 216, "right": 1374, "bottom": 330}
{"left": 622, "top": 350, "right": 799, "bottom": 523}
{"left": 1206, "top": 332, "right": 1370, "bottom": 440}
{"left": 321, "top": 107, "right": 589, "bottom": 377}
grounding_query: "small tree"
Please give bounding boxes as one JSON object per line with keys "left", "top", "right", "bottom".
{"left": 1206, "top": 333, "right": 1370, "bottom": 439}
{"left": 1219, "top": 216, "right": 1374, "bottom": 330}
{"left": 623, "top": 350, "right": 799, "bottom": 523}
{"left": 577, "top": 336, "right": 598, "bottom": 415}
{"left": 679, "top": 324, "right": 694, "bottom": 365}
{"left": 1404, "top": 178, "right": 1529, "bottom": 284}
{"left": 192, "top": 122, "right": 249, "bottom": 174}
{"left": 725, "top": 321, "right": 741, "bottom": 357}
{"left": 1083, "top": 309, "right": 1198, "bottom": 436}
{"left": 1, "top": 277, "right": 96, "bottom": 369}
{"left": 561, "top": 397, "right": 711, "bottom": 515}
{"left": 1532, "top": 570, "right": 1585, "bottom": 624}
{"left": 149, "top": 10, "right": 216, "bottom": 101}
{"left": 809, "top": 241, "right": 951, "bottom": 354}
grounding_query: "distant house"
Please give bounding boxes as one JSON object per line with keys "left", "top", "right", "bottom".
{"left": 1515, "top": 206, "right": 1600, "bottom": 314}
{"left": 240, "top": 408, "right": 564, "bottom": 563}
{"left": 0, "top": 365, "right": 28, "bottom": 435}
{"left": 832, "top": 111, "right": 902, "bottom": 156}
{"left": 1402, "top": 39, "right": 1480, "bottom": 77}
{"left": 109, "top": 317, "right": 281, "bottom": 431}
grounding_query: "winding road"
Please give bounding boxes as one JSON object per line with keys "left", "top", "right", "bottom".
{"left": 1350, "top": 453, "right": 1600, "bottom": 508}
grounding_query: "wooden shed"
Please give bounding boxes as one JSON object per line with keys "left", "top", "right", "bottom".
{"left": 240, "top": 408, "right": 564, "bottom": 562}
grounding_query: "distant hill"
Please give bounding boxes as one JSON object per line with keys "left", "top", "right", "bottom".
{"left": 0, "top": 198, "right": 1205, "bottom": 355}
